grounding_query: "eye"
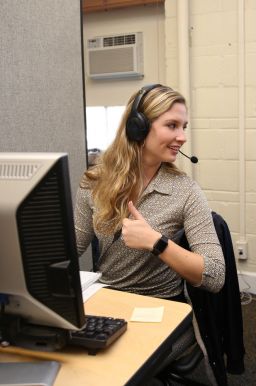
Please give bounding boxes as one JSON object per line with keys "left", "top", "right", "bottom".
{"left": 167, "top": 122, "right": 176, "bottom": 129}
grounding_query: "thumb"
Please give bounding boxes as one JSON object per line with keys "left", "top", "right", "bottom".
{"left": 128, "top": 201, "right": 144, "bottom": 220}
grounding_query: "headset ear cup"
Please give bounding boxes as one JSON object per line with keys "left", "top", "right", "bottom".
{"left": 125, "top": 84, "right": 162, "bottom": 142}
{"left": 126, "top": 112, "right": 150, "bottom": 142}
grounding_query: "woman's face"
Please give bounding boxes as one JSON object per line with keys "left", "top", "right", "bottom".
{"left": 142, "top": 102, "right": 187, "bottom": 166}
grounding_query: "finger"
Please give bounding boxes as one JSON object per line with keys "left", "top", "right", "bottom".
{"left": 128, "top": 201, "right": 144, "bottom": 220}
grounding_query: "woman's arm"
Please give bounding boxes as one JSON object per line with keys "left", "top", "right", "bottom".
{"left": 122, "top": 201, "right": 204, "bottom": 285}
{"left": 74, "top": 187, "right": 95, "bottom": 256}
{"left": 122, "top": 199, "right": 225, "bottom": 293}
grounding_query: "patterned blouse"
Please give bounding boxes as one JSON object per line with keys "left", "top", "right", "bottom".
{"left": 75, "top": 164, "right": 225, "bottom": 298}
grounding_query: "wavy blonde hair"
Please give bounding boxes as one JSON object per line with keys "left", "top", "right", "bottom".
{"left": 81, "top": 85, "right": 186, "bottom": 234}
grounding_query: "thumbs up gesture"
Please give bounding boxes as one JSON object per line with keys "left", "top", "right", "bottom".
{"left": 122, "top": 201, "right": 161, "bottom": 250}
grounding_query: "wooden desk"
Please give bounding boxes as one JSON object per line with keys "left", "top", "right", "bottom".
{"left": 0, "top": 288, "right": 192, "bottom": 386}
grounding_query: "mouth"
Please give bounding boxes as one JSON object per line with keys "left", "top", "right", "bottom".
{"left": 168, "top": 146, "right": 180, "bottom": 154}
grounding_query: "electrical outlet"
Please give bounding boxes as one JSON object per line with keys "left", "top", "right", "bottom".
{"left": 236, "top": 241, "right": 248, "bottom": 260}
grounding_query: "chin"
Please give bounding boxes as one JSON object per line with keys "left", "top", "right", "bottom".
{"left": 163, "top": 156, "right": 177, "bottom": 163}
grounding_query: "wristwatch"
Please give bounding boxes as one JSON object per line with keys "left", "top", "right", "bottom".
{"left": 151, "top": 235, "right": 169, "bottom": 256}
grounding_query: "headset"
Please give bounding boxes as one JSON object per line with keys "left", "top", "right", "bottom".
{"left": 125, "top": 84, "right": 199, "bottom": 164}
{"left": 125, "top": 84, "right": 162, "bottom": 142}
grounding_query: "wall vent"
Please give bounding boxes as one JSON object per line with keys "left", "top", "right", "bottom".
{"left": 86, "top": 32, "right": 144, "bottom": 80}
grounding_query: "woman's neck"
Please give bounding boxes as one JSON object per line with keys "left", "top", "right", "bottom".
{"left": 142, "top": 162, "right": 161, "bottom": 189}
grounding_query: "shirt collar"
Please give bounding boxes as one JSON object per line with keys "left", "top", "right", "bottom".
{"left": 142, "top": 164, "right": 174, "bottom": 196}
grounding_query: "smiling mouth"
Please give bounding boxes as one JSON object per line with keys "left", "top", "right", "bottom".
{"left": 168, "top": 146, "right": 180, "bottom": 153}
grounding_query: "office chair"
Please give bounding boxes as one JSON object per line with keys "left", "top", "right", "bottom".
{"left": 155, "top": 337, "right": 205, "bottom": 386}
{"left": 154, "top": 211, "right": 245, "bottom": 386}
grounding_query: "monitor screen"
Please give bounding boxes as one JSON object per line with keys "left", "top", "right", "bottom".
{"left": 0, "top": 152, "right": 86, "bottom": 334}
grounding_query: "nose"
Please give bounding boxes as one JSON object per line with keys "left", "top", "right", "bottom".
{"left": 176, "top": 127, "right": 187, "bottom": 144}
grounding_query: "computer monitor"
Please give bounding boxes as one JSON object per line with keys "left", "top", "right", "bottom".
{"left": 0, "top": 153, "right": 86, "bottom": 343}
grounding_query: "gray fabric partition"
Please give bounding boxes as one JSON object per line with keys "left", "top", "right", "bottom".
{"left": 0, "top": 0, "right": 87, "bottom": 199}
{"left": 0, "top": 0, "right": 92, "bottom": 269}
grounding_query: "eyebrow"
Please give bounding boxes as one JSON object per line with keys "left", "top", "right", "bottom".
{"left": 165, "top": 119, "right": 188, "bottom": 127}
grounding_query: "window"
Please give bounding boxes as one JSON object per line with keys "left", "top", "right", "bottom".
{"left": 86, "top": 106, "right": 125, "bottom": 151}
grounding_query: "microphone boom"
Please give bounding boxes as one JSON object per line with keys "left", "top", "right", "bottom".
{"left": 178, "top": 150, "right": 198, "bottom": 164}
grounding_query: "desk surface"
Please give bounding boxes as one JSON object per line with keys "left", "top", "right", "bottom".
{"left": 0, "top": 288, "right": 192, "bottom": 386}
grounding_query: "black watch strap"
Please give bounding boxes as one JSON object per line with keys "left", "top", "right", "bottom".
{"left": 151, "top": 235, "right": 169, "bottom": 256}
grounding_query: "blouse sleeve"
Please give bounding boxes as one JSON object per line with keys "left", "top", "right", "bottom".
{"left": 183, "top": 180, "right": 225, "bottom": 293}
{"left": 74, "top": 186, "right": 95, "bottom": 256}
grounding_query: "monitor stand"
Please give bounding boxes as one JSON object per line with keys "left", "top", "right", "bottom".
{"left": 0, "top": 314, "right": 69, "bottom": 352}
{"left": 0, "top": 361, "right": 60, "bottom": 386}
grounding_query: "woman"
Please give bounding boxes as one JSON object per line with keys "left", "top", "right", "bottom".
{"left": 75, "top": 84, "right": 225, "bottom": 300}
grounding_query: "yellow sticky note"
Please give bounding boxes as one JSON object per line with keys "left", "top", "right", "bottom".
{"left": 130, "top": 306, "right": 164, "bottom": 322}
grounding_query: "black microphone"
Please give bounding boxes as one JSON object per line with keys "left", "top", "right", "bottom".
{"left": 179, "top": 150, "right": 198, "bottom": 164}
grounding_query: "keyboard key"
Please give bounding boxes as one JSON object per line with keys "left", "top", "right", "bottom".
{"left": 69, "top": 315, "right": 127, "bottom": 355}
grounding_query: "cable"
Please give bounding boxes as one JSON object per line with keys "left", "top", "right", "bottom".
{"left": 237, "top": 269, "right": 256, "bottom": 305}
{"left": 240, "top": 291, "right": 253, "bottom": 306}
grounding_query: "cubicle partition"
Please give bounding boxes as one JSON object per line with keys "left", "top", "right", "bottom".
{"left": 0, "top": 0, "right": 92, "bottom": 268}
{"left": 0, "top": 0, "right": 87, "bottom": 199}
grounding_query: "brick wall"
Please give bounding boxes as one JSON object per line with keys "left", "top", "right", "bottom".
{"left": 165, "top": 0, "right": 256, "bottom": 278}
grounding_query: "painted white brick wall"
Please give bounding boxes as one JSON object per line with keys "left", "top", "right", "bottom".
{"left": 165, "top": 0, "right": 256, "bottom": 282}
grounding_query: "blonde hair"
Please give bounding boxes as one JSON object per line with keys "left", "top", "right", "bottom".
{"left": 81, "top": 85, "right": 186, "bottom": 234}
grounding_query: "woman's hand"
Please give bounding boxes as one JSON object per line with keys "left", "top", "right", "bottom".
{"left": 122, "top": 202, "right": 204, "bottom": 286}
{"left": 121, "top": 201, "right": 160, "bottom": 250}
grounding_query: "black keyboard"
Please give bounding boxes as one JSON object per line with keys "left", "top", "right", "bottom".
{"left": 69, "top": 315, "right": 127, "bottom": 355}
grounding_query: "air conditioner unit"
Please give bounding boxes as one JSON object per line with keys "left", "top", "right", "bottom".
{"left": 86, "top": 32, "right": 144, "bottom": 80}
